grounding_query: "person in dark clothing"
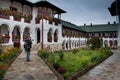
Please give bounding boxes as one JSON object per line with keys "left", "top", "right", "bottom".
{"left": 24, "top": 37, "right": 32, "bottom": 61}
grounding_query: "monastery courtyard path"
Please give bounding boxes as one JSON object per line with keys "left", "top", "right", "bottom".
{"left": 77, "top": 50, "right": 120, "bottom": 80}
{"left": 4, "top": 50, "right": 58, "bottom": 80}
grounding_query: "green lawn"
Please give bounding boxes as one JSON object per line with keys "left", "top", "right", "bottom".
{"left": 38, "top": 47, "right": 112, "bottom": 79}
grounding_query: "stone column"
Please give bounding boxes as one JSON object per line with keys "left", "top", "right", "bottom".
{"left": 64, "top": 41, "right": 66, "bottom": 50}
{"left": 20, "top": 31, "right": 24, "bottom": 45}
{"left": 108, "top": 38, "right": 110, "bottom": 47}
{"left": 8, "top": 31, "right": 13, "bottom": 45}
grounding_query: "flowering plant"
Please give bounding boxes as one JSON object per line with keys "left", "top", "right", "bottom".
{"left": 24, "top": 14, "right": 32, "bottom": 23}
{"left": 57, "top": 67, "right": 66, "bottom": 74}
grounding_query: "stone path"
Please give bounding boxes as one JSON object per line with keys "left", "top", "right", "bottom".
{"left": 77, "top": 50, "right": 120, "bottom": 80}
{"left": 4, "top": 50, "right": 58, "bottom": 80}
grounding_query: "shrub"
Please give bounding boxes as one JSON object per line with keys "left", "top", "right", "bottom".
{"left": 80, "top": 59, "right": 90, "bottom": 68}
{"left": 59, "top": 52, "right": 64, "bottom": 60}
{"left": 57, "top": 67, "right": 66, "bottom": 74}
{"left": 53, "top": 63, "right": 60, "bottom": 69}
{"left": 90, "top": 56, "right": 100, "bottom": 63}
{"left": 88, "top": 37, "right": 102, "bottom": 50}
{"left": 0, "top": 63, "right": 6, "bottom": 79}
{"left": 72, "top": 49, "right": 79, "bottom": 54}
{"left": 39, "top": 51, "right": 50, "bottom": 58}
{"left": 100, "top": 47, "right": 111, "bottom": 54}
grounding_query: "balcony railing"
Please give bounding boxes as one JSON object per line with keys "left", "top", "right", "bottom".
{"left": 35, "top": 15, "right": 60, "bottom": 25}
{"left": 0, "top": 8, "right": 32, "bottom": 23}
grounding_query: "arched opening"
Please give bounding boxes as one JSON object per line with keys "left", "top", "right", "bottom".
{"left": 54, "top": 29, "right": 58, "bottom": 42}
{"left": 114, "top": 40, "right": 117, "bottom": 48}
{"left": 23, "top": 27, "right": 30, "bottom": 41}
{"left": 47, "top": 28, "right": 53, "bottom": 42}
{"left": 104, "top": 40, "right": 108, "bottom": 47}
{"left": 12, "top": 26, "right": 21, "bottom": 48}
{"left": 109, "top": 40, "right": 113, "bottom": 48}
{"left": 0, "top": 24, "right": 10, "bottom": 43}
{"left": 37, "top": 28, "right": 40, "bottom": 43}
{"left": 66, "top": 41, "right": 68, "bottom": 50}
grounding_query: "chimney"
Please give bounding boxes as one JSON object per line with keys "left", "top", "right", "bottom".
{"left": 108, "top": 22, "right": 110, "bottom": 24}
{"left": 90, "top": 23, "right": 92, "bottom": 26}
{"left": 84, "top": 24, "right": 86, "bottom": 26}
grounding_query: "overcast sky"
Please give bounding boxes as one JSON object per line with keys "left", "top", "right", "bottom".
{"left": 28, "top": 0, "right": 116, "bottom": 26}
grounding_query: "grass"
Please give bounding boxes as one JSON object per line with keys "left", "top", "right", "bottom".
{"left": 38, "top": 47, "right": 112, "bottom": 79}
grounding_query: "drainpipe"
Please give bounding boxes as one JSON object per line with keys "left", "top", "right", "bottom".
{"left": 41, "top": 7, "right": 44, "bottom": 49}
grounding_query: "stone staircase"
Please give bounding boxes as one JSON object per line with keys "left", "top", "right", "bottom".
{"left": 31, "top": 42, "right": 41, "bottom": 51}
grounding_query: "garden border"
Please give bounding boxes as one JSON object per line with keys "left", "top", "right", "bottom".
{"left": 67, "top": 52, "right": 113, "bottom": 80}
{"left": 38, "top": 51, "right": 113, "bottom": 80}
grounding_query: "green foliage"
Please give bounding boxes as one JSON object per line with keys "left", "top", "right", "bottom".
{"left": 13, "top": 11, "right": 22, "bottom": 19}
{"left": 100, "top": 47, "right": 111, "bottom": 54}
{"left": 53, "top": 63, "right": 60, "bottom": 69}
{"left": 88, "top": 37, "right": 102, "bottom": 50}
{"left": 90, "top": 56, "right": 100, "bottom": 63}
{"left": 39, "top": 51, "right": 50, "bottom": 58}
{"left": 59, "top": 51, "right": 64, "bottom": 60}
{"left": 72, "top": 49, "right": 79, "bottom": 54}
{"left": 24, "top": 14, "right": 32, "bottom": 22}
{"left": 0, "top": 47, "right": 21, "bottom": 79}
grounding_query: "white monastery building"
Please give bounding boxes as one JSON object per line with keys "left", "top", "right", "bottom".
{"left": 0, "top": 0, "right": 119, "bottom": 51}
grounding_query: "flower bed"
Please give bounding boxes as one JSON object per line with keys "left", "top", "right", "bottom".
{"left": 0, "top": 47, "right": 21, "bottom": 79}
{"left": 38, "top": 47, "right": 112, "bottom": 80}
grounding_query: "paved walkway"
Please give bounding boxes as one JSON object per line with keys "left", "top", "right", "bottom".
{"left": 77, "top": 50, "right": 120, "bottom": 80}
{"left": 4, "top": 50, "right": 58, "bottom": 80}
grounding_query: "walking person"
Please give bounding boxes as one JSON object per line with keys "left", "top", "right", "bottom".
{"left": 24, "top": 36, "right": 32, "bottom": 61}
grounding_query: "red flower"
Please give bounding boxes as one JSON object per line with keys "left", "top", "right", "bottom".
{"left": 57, "top": 67, "right": 66, "bottom": 74}
{"left": 0, "top": 65, "right": 2, "bottom": 69}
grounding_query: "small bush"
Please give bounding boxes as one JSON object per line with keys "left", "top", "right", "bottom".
{"left": 59, "top": 52, "right": 64, "bottom": 60}
{"left": 72, "top": 49, "right": 79, "bottom": 54}
{"left": 90, "top": 56, "right": 100, "bottom": 63}
{"left": 39, "top": 51, "right": 50, "bottom": 58}
{"left": 38, "top": 49, "right": 45, "bottom": 54}
{"left": 53, "top": 63, "right": 60, "bottom": 69}
{"left": 88, "top": 37, "right": 102, "bottom": 50}
{"left": 100, "top": 47, "right": 111, "bottom": 54}
{"left": 80, "top": 59, "right": 90, "bottom": 68}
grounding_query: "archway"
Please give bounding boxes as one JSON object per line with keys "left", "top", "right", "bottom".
{"left": 0, "top": 24, "right": 10, "bottom": 43}
{"left": 23, "top": 27, "right": 30, "bottom": 41}
{"left": 37, "top": 28, "right": 40, "bottom": 43}
{"left": 104, "top": 40, "right": 108, "bottom": 47}
{"left": 47, "top": 28, "right": 53, "bottom": 42}
{"left": 12, "top": 26, "right": 21, "bottom": 48}
{"left": 66, "top": 41, "right": 68, "bottom": 50}
{"left": 54, "top": 29, "right": 58, "bottom": 42}
{"left": 109, "top": 40, "right": 113, "bottom": 48}
{"left": 114, "top": 40, "right": 117, "bottom": 48}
